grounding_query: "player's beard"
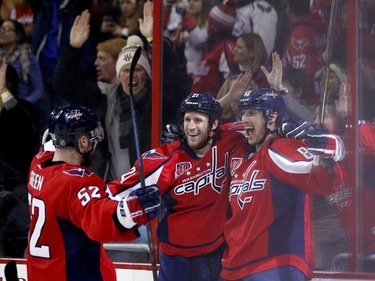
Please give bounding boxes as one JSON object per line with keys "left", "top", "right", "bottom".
{"left": 187, "top": 127, "right": 212, "bottom": 151}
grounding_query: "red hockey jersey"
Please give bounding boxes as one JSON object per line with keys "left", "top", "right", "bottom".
{"left": 191, "top": 40, "right": 238, "bottom": 96}
{"left": 27, "top": 147, "right": 138, "bottom": 281}
{"left": 285, "top": 12, "right": 327, "bottom": 104}
{"left": 109, "top": 130, "right": 247, "bottom": 257}
{"left": 220, "top": 137, "right": 343, "bottom": 280}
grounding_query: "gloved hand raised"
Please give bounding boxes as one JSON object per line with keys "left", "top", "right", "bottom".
{"left": 305, "top": 127, "right": 345, "bottom": 167}
{"left": 279, "top": 116, "right": 313, "bottom": 140}
{"left": 117, "top": 185, "right": 160, "bottom": 229}
{"left": 161, "top": 123, "right": 181, "bottom": 144}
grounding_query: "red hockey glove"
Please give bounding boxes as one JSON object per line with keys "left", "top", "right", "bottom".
{"left": 182, "top": 12, "right": 197, "bottom": 31}
{"left": 117, "top": 185, "right": 160, "bottom": 229}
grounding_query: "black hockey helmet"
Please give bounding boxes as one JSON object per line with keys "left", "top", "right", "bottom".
{"left": 49, "top": 105, "right": 104, "bottom": 148}
{"left": 238, "top": 88, "right": 286, "bottom": 126}
{"left": 180, "top": 92, "right": 223, "bottom": 124}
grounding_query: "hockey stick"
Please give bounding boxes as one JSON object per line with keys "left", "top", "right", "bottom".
{"left": 314, "top": 0, "right": 339, "bottom": 165}
{"left": 128, "top": 46, "right": 158, "bottom": 281}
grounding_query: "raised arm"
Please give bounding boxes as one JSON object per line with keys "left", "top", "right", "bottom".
{"left": 70, "top": 9, "right": 91, "bottom": 49}
{"left": 218, "top": 71, "right": 253, "bottom": 109}
{"left": 260, "top": 52, "right": 283, "bottom": 91}
{"left": 139, "top": 1, "right": 153, "bottom": 40}
{"left": 0, "top": 58, "right": 17, "bottom": 110}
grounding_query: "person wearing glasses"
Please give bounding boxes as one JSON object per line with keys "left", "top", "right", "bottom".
{"left": 0, "top": 19, "right": 46, "bottom": 131}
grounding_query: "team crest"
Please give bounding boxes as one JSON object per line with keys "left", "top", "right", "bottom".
{"left": 142, "top": 149, "right": 167, "bottom": 160}
{"left": 64, "top": 168, "right": 93, "bottom": 177}
{"left": 291, "top": 38, "right": 309, "bottom": 50}
{"left": 230, "top": 158, "right": 242, "bottom": 176}
{"left": 175, "top": 162, "right": 192, "bottom": 178}
{"left": 67, "top": 109, "right": 83, "bottom": 120}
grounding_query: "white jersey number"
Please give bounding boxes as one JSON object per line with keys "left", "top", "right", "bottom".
{"left": 77, "top": 186, "right": 101, "bottom": 206}
{"left": 28, "top": 194, "right": 51, "bottom": 258}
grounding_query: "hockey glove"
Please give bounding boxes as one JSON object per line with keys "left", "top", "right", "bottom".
{"left": 117, "top": 185, "right": 160, "bottom": 229}
{"left": 161, "top": 123, "right": 181, "bottom": 144}
{"left": 279, "top": 116, "right": 312, "bottom": 140}
{"left": 305, "top": 127, "right": 346, "bottom": 167}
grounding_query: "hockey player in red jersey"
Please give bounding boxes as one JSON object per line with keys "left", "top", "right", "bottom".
{"left": 26, "top": 105, "right": 160, "bottom": 281}
{"left": 108, "top": 92, "right": 249, "bottom": 281}
{"left": 219, "top": 88, "right": 345, "bottom": 281}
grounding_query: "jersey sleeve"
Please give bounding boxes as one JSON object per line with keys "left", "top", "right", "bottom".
{"left": 63, "top": 171, "right": 139, "bottom": 242}
{"left": 108, "top": 144, "right": 178, "bottom": 198}
{"left": 267, "top": 139, "right": 342, "bottom": 195}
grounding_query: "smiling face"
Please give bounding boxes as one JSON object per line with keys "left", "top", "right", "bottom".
{"left": 183, "top": 111, "right": 217, "bottom": 156}
{"left": 240, "top": 108, "right": 277, "bottom": 150}
{"left": 118, "top": 63, "right": 149, "bottom": 95}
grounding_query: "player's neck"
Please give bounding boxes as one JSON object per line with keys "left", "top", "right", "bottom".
{"left": 53, "top": 148, "right": 83, "bottom": 166}
{"left": 193, "top": 139, "right": 213, "bottom": 158}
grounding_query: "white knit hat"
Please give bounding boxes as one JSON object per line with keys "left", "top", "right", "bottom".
{"left": 329, "top": 63, "right": 347, "bottom": 84}
{"left": 116, "top": 35, "right": 151, "bottom": 78}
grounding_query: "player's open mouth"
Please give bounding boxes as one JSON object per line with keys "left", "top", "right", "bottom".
{"left": 244, "top": 127, "right": 254, "bottom": 138}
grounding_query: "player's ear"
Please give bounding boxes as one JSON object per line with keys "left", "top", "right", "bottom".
{"left": 212, "top": 119, "right": 219, "bottom": 131}
{"left": 267, "top": 113, "right": 277, "bottom": 129}
{"left": 78, "top": 134, "right": 90, "bottom": 152}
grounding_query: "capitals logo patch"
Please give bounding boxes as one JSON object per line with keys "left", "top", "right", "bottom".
{"left": 175, "top": 162, "right": 192, "bottom": 178}
{"left": 142, "top": 149, "right": 167, "bottom": 160}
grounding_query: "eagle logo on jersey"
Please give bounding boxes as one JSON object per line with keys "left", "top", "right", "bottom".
{"left": 230, "top": 158, "right": 242, "bottom": 176}
{"left": 63, "top": 168, "right": 93, "bottom": 177}
{"left": 142, "top": 149, "right": 167, "bottom": 160}
{"left": 291, "top": 37, "right": 309, "bottom": 50}
{"left": 175, "top": 162, "right": 192, "bottom": 178}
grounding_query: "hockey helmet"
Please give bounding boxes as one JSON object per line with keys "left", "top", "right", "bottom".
{"left": 238, "top": 88, "right": 286, "bottom": 125}
{"left": 180, "top": 92, "right": 223, "bottom": 123}
{"left": 49, "top": 105, "right": 104, "bottom": 148}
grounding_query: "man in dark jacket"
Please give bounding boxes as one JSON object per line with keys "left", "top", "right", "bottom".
{"left": 53, "top": 10, "right": 152, "bottom": 182}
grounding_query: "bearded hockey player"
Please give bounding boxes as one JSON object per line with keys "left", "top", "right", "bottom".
{"left": 109, "top": 92, "right": 248, "bottom": 281}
